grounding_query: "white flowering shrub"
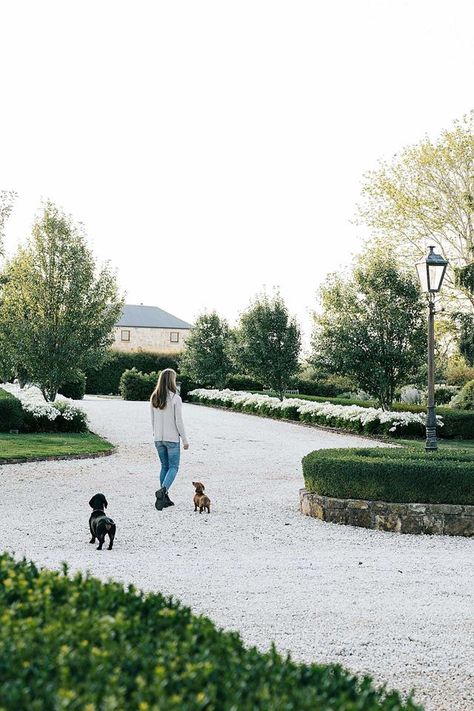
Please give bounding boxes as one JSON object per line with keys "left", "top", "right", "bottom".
{"left": 1, "top": 383, "right": 88, "bottom": 432}
{"left": 189, "top": 388, "right": 443, "bottom": 437}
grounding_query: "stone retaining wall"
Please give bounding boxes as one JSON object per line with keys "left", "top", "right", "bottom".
{"left": 299, "top": 489, "right": 474, "bottom": 537}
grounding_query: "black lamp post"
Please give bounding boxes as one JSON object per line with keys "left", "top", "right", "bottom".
{"left": 416, "top": 246, "right": 449, "bottom": 451}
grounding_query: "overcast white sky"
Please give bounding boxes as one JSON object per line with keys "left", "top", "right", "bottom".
{"left": 1, "top": 0, "right": 473, "bottom": 344}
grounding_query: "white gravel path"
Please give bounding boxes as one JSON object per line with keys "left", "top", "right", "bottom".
{"left": 1, "top": 398, "right": 473, "bottom": 711}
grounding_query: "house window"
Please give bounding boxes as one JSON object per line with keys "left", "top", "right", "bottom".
{"left": 121, "top": 329, "right": 130, "bottom": 342}
{"left": 170, "top": 331, "right": 179, "bottom": 343}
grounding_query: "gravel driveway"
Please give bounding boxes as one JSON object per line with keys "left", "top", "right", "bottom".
{"left": 1, "top": 398, "right": 473, "bottom": 711}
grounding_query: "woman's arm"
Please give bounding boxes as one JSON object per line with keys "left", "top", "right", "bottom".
{"left": 174, "top": 396, "right": 189, "bottom": 447}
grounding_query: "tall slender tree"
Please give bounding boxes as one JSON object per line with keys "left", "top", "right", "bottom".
{"left": 0, "top": 201, "right": 123, "bottom": 400}
{"left": 180, "top": 311, "right": 233, "bottom": 388}
{"left": 235, "top": 291, "right": 301, "bottom": 400}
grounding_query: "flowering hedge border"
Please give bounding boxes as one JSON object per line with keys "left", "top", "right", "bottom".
{"left": 188, "top": 389, "right": 443, "bottom": 438}
{"left": 0, "top": 383, "right": 88, "bottom": 432}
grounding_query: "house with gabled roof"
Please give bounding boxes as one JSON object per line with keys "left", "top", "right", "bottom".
{"left": 113, "top": 304, "right": 192, "bottom": 353}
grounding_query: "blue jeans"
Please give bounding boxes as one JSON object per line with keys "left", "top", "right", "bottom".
{"left": 155, "top": 440, "right": 181, "bottom": 490}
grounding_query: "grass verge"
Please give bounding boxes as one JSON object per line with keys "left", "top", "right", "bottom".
{"left": 0, "top": 432, "right": 114, "bottom": 461}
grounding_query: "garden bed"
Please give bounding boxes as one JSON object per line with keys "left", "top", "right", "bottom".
{"left": 190, "top": 388, "right": 474, "bottom": 439}
{"left": 301, "top": 447, "right": 474, "bottom": 536}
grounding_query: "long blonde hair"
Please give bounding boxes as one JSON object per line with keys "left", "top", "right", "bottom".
{"left": 150, "top": 368, "right": 177, "bottom": 409}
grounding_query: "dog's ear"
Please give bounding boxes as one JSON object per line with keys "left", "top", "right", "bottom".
{"left": 102, "top": 495, "right": 108, "bottom": 509}
{"left": 89, "top": 495, "right": 96, "bottom": 509}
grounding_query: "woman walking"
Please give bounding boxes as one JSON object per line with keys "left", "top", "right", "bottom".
{"left": 150, "top": 369, "right": 189, "bottom": 510}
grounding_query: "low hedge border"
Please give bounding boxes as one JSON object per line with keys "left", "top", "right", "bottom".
{"left": 0, "top": 447, "right": 116, "bottom": 466}
{"left": 191, "top": 389, "right": 474, "bottom": 440}
{"left": 268, "top": 393, "right": 474, "bottom": 439}
{"left": 0, "top": 554, "right": 421, "bottom": 710}
{"left": 302, "top": 448, "right": 474, "bottom": 506}
{"left": 190, "top": 389, "right": 429, "bottom": 438}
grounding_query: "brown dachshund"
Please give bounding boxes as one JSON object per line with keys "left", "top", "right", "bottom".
{"left": 192, "top": 482, "right": 211, "bottom": 514}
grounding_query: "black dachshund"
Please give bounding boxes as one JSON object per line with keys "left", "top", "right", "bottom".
{"left": 88, "top": 493, "right": 116, "bottom": 551}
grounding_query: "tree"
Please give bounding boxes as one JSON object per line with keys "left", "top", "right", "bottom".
{"left": 311, "top": 252, "right": 426, "bottom": 409}
{"left": 180, "top": 312, "right": 233, "bottom": 388}
{"left": 0, "top": 190, "right": 17, "bottom": 257}
{"left": 0, "top": 190, "right": 18, "bottom": 380}
{"left": 235, "top": 292, "right": 301, "bottom": 400}
{"left": 357, "top": 111, "right": 474, "bottom": 309}
{"left": 0, "top": 201, "right": 123, "bottom": 400}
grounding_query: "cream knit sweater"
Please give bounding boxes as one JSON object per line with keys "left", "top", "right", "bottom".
{"left": 150, "top": 393, "right": 189, "bottom": 446}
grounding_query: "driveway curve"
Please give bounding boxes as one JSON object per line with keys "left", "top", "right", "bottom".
{"left": 0, "top": 398, "right": 472, "bottom": 711}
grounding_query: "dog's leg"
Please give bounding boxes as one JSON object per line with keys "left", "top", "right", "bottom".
{"left": 89, "top": 520, "right": 96, "bottom": 543}
{"left": 97, "top": 536, "right": 104, "bottom": 550}
{"left": 194, "top": 504, "right": 198, "bottom": 511}
{"left": 108, "top": 526, "right": 116, "bottom": 550}
{"left": 207, "top": 505, "right": 210, "bottom": 513}
{"left": 90, "top": 536, "right": 96, "bottom": 544}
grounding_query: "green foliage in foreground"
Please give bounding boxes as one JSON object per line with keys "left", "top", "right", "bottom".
{"left": 0, "top": 554, "right": 421, "bottom": 711}
{"left": 0, "top": 432, "right": 113, "bottom": 461}
{"left": 302, "top": 448, "right": 474, "bottom": 505}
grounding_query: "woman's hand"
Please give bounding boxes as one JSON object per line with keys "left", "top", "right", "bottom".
{"left": 183, "top": 443, "right": 189, "bottom": 450}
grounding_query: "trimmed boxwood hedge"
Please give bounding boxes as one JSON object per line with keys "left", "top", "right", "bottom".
{"left": 302, "top": 447, "right": 474, "bottom": 505}
{"left": 0, "top": 554, "right": 421, "bottom": 711}
{"left": 390, "top": 403, "right": 474, "bottom": 439}
{"left": 58, "top": 372, "right": 86, "bottom": 400}
{"left": 120, "top": 369, "right": 197, "bottom": 402}
{"left": 85, "top": 351, "right": 180, "bottom": 395}
{"left": 0, "top": 395, "right": 23, "bottom": 432}
{"left": 119, "top": 368, "right": 159, "bottom": 400}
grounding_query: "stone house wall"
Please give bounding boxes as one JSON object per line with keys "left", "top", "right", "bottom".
{"left": 113, "top": 326, "right": 190, "bottom": 353}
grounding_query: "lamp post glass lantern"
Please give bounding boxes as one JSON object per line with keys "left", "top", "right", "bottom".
{"left": 416, "top": 246, "right": 449, "bottom": 452}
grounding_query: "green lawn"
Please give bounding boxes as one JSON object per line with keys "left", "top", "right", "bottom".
{"left": 397, "top": 438, "right": 474, "bottom": 452}
{"left": 0, "top": 387, "right": 13, "bottom": 400}
{"left": 0, "top": 432, "right": 114, "bottom": 461}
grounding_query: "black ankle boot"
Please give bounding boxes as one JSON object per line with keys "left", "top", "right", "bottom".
{"left": 155, "top": 488, "right": 166, "bottom": 511}
{"left": 163, "top": 491, "right": 174, "bottom": 507}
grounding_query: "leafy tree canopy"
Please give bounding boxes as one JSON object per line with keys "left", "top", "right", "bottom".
{"left": 180, "top": 311, "right": 233, "bottom": 389}
{"left": 0, "top": 201, "right": 123, "bottom": 400}
{"left": 358, "top": 111, "right": 474, "bottom": 309}
{"left": 234, "top": 291, "right": 301, "bottom": 400}
{"left": 312, "top": 251, "right": 426, "bottom": 409}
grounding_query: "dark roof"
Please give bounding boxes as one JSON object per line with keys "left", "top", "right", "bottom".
{"left": 116, "top": 304, "right": 193, "bottom": 330}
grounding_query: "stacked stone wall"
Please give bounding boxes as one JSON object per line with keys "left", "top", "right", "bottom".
{"left": 300, "top": 490, "right": 474, "bottom": 536}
